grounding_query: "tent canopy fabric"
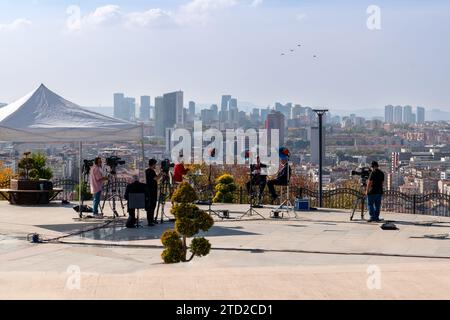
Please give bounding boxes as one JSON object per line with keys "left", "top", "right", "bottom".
{"left": 0, "top": 84, "right": 142, "bottom": 142}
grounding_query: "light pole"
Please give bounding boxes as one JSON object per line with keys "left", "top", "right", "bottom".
{"left": 313, "top": 109, "right": 328, "bottom": 208}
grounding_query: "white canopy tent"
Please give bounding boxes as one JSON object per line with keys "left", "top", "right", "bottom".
{"left": 0, "top": 84, "right": 144, "bottom": 216}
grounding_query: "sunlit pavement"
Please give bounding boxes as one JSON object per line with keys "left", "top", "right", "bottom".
{"left": 1, "top": 201, "right": 450, "bottom": 299}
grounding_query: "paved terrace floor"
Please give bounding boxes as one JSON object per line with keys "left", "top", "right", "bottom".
{"left": 1, "top": 201, "right": 450, "bottom": 299}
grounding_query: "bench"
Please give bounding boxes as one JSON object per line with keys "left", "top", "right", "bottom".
{"left": 0, "top": 188, "right": 64, "bottom": 205}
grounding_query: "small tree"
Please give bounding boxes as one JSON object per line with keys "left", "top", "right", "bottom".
{"left": 213, "top": 174, "right": 237, "bottom": 203}
{"left": 18, "top": 152, "right": 53, "bottom": 180}
{"left": 161, "top": 182, "right": 214, "bottom": 264}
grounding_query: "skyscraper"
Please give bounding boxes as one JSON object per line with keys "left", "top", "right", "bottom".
{"left": 155, "top": 96, "right": 165, "bottom": 137}
{"left": 275, "top": 102, "right": 292, "bottom": 120}
{"left": 229, "top": 98, "right": 238, "bottom": 110}
{"left": 265, "top": 110, "right": 285, "bottom": 146}
{"left": 394, "top": 106, "right": 403, "bottom": 124}
{"left": 139, "top": 96, "right": 151, "bottom": 121}
{"left": 221, "top": 95, "right": 232, "bottom": 111}
{"left": 188, "top": 101, "right": 196, "bottom": 116}
{"left": 154, "top": 91, "right": 184, "bottom": 138}
{"left": 163, "top": 91, "right": 184, "bottom": 126}
{"left": 417, "top": 106, "right": 425, "bottom": 123}
{"left": 113, "top": 93, "right": 124, "bottom": 119}
{"left": 210, "top": 104, "right": 218, "bottom": 120}
{"left": 124, "top": 97, "right": 136, "bottom": 121}
{"left": 403, "top": 105, "right": 413, "bottom": 124}
{"left": 384, "top": 105, "right": 394, "bottom": 123}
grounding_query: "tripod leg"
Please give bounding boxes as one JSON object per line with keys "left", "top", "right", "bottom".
{"left": 350, "top": 196, "right": 360, "bottom": 221}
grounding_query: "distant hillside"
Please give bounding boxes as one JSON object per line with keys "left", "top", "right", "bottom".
{"left": 0, "top": 103, "right": 7, "bottom": 108}
{"left": 427, "top": 109, "right": 450, "bottom": 121}
{"left": 331, "top": 107, "right": 450, "bottom": 121}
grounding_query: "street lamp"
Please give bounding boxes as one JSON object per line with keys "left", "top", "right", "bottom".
{"left": 313, "top": 109, "right": 328, "bottom": 208}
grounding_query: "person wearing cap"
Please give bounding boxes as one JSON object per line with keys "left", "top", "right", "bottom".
{"left": 124, "top": 175, "right": 150, "bottom": 228}
{"left": 366, "top": 161, "right": 385, "bottom": 222}
{"left": 145, "top": 159, "right": 159, "bottom": 226}
{"left": 267, "top": 158, "right": 292, "bottom": 204}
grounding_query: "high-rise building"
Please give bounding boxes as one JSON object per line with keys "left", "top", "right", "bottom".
{"left": 403, "top": 105, "right": 413, "bottom": 124}
{"left": 139, "top": 96, "right": 151, "bottom": 121}
{"left": 124, "top": 97, "right": 136, "bottom": 121}
{"left": 265, "top": 110, "right": 285, "bottom": 146}
{"left": 384, "top": 105, "right": 394, "bottom": 123}
{"left": 221, "top": 95, "right": 232, "bottom": 111}
{"left": 163, "top": 91, "right": 184, "bottom": 126}
{"left": 155, "top": 96, "right": 165, "bottom": 137}
{"left": 188, "top": 101, "right": 196, "bottom": 116}
{"left": 275, "top": 102, "right": 292, "bottom": 120}
{"left": 251, "top": 108, "right": 260, "bottom": 121}
{"left": 210, "top": 104, "right": 218, "bottom": 120}
{"left": 394, "top": 105, "right": 403, "bottom": 124}
{"left": 113, "top": 93, "right": 125, "bottom": 119}
{"left": 261, "top": 108, "right": 271, "bottom": 122}
{"left": 417, "top": 106, "right": 425, "bottom": 123}
{"left": 292, "top": 105, "right": 304, "bottom": 119}
{"left": 229, "top": 98, "right": 238, "bottom": 110}
{"left": 310, "top": 126, "right": 326, "bottom": 165}
{"left": 201, "top": 109, "right": 215, "bottom": 123}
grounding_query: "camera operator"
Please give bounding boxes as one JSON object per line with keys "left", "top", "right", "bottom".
{"left": 173, "top": 155, "right": 189, "bottom": 184}
{"left": 145, "top": 159, "right": 159, "bottom": 226}
{"left": 89, "top": 157, "right": 108, "bottom": 218}
{"left": 366, "top": 161, "right": 385, "bottom": 223}
{"left": 125, "top": 175, "right": 151, "bottom": 228}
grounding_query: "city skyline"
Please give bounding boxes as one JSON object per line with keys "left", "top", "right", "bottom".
{"left": 1, "top": 0, "right": 450, "bottom": 111}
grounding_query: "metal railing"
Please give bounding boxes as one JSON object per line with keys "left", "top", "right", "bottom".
{"left": 298, "top": 187, "right": 450, "bottom": 217}
{"left": 3, "top": 177, "right": 449, "bottom": 217}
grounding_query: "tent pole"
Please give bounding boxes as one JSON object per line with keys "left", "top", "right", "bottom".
{"left": 141, "top": 123, "right": 145, "bottom": 181}
{"left": 79, "top": 141, "right": 83, "bottom": 218}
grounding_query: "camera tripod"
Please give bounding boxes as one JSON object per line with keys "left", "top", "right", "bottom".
{"left": 155, "top": 172, "right": 172, "bottom": 224}
{"left": 205, "top": 164, "right": 224, "bottom": 219}
{"left": 101, "top": 171, "right": 126, "bottom": 218}
{"left": 240, "top": 166, "right": 265, "bottom": 220}
{"left": 350, "top": 185, "right": 367, "bottom": 221}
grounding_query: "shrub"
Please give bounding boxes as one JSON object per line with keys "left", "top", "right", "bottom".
{"left": 160, "top": 182, "right": 214, "bottom": 263}
{"left": 213, "top": 174, "right": 237, "bottom": 203}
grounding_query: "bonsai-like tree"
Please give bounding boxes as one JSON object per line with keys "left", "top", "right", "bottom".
{"left": 213, "top": 174, "right": 237, "bottom": 203}
{"left": 18, "top": 152, "right": 53, "bottom": 180}
{"left": 161, "top": 182, "right": 214, "bottom": 264}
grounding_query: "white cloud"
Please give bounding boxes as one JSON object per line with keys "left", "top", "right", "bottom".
{"left": 85, "top": 5, "right": 121, "bottom": 26}
{"left": 124, "top": 9, "right": 174, "bottom": 28}
{"left": 65, "top": 0, "right": 262, "bottom": 32}
{"left": 181, "top": 0, "right": 239, "bottom": 14}
{"left": 0, "top": 19, "right": 32, "bottom": 32}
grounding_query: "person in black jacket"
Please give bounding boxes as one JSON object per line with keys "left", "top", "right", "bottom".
{"left": 145, "top": 159, "right": 159, "bottom": 226}
{"left": 267, "top": 159, "right": 292, "bottom": 203}
{"left": 124, "top": 175, "right": 151, "bottom": 228}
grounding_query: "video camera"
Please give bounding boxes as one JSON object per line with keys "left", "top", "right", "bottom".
{"left": 351, "top": 167, "right": 372, "bottom": 187}
{"left": 106, "top": 156, "right": 126, "bottom": 174}
{"left": 82, "top": 159, "right": 95, "bottom": 175}
{"left": 160, "top": 159, "right": 174, "bottom": 174}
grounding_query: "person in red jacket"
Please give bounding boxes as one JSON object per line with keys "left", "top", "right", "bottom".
{"left": 173, "top": 156, "right": 189, "bottom": 184}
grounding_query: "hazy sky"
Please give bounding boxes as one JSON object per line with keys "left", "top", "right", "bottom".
{"left": 1, "top": 0, "right": 449, "bottom": 110}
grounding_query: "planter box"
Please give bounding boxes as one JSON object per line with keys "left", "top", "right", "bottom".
{"left": 10, "top": 179, "right": 53, "bottom": 191}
